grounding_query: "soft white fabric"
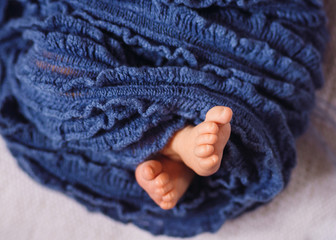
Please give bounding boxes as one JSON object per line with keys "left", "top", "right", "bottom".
{"left": 1, "top": 0, "right": 336, "bottom": 239}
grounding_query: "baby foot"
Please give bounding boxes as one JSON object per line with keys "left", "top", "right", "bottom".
{"left": 160, "top": 106, "right": 232, "bottom": 176}
{"left": 135, "top": 157, "right": 194, "bottom": 210}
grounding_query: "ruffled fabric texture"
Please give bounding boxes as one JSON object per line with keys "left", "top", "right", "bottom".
{"left": 0, "top": 0, "right": 328, "bottom": 237}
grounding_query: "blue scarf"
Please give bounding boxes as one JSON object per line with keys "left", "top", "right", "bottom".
{"left": 0, "top": 0, "right": 328, "bottom": 237}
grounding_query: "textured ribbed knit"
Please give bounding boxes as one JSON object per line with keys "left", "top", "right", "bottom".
{"left": 0, "top": 0, "right": 328, "bottom": 237}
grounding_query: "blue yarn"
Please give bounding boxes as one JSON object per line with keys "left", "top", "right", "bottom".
{"left": 0, "top": 0, "right": 328, "bottom": 237}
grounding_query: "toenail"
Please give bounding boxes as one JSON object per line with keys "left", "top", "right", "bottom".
{"left": 221, "top": 108, "right": 227, "bottom": 117}
{"left": 145, "top": 166, "right": 154, "bottom": 176}
{"left": 222, "top": 107, "right": 232, "bottom": 120}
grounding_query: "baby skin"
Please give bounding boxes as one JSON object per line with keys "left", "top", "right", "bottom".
{"left": 135, "top": 106, "right": 233, "bottom": 210}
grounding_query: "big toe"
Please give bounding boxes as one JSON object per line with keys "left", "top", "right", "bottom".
{"left": 205, "top": 106, "right": 233, "bottom": 125}
{"left": 136, "top": 160, "right": 163, "bottom": 181}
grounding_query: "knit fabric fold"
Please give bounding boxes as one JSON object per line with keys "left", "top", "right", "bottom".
{"left": 0, "top": 0, "right": 328, "bottom": 237}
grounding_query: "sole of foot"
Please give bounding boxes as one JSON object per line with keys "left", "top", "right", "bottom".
{"left": 161, "top": 106, "right": 232, "bottom": 176}
{"left": 135, "top": 157, "right": 194, "bottom": 210}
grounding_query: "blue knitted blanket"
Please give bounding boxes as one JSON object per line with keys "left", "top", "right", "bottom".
{"left": 0, "top": 0, "right": 328, "bottom": 237}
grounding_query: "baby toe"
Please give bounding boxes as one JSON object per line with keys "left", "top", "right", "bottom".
{"left": 197, "top": 121, "right": 219, "bottom": 135}
{"left": 155, "top": 182, "right": 173, "bottom": 195}
{"left": 198, "top": 154, "right": 220, "bottom": 174}
{"left": 205, "top": 106, "right": 233, "bottom": 125}
{"left": 162, "top": 190, "right": 177, "bottom": 202}
{"left": 194, "top": 144, "right": 214, "bottom": 158}
{"left": 195, "top": 133, "right": 218, "bottom": 145}
{"left": 159, "top": 201, "right": 175, "bottom": 210}
{"left": 136, "top": 160, "right": 162, "bottom": 181}
{"left": 142, "top": 165, "right": 155, "bottom": 180}
{"left": 154, "top": 172, "right": 170, "bottom": 187}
